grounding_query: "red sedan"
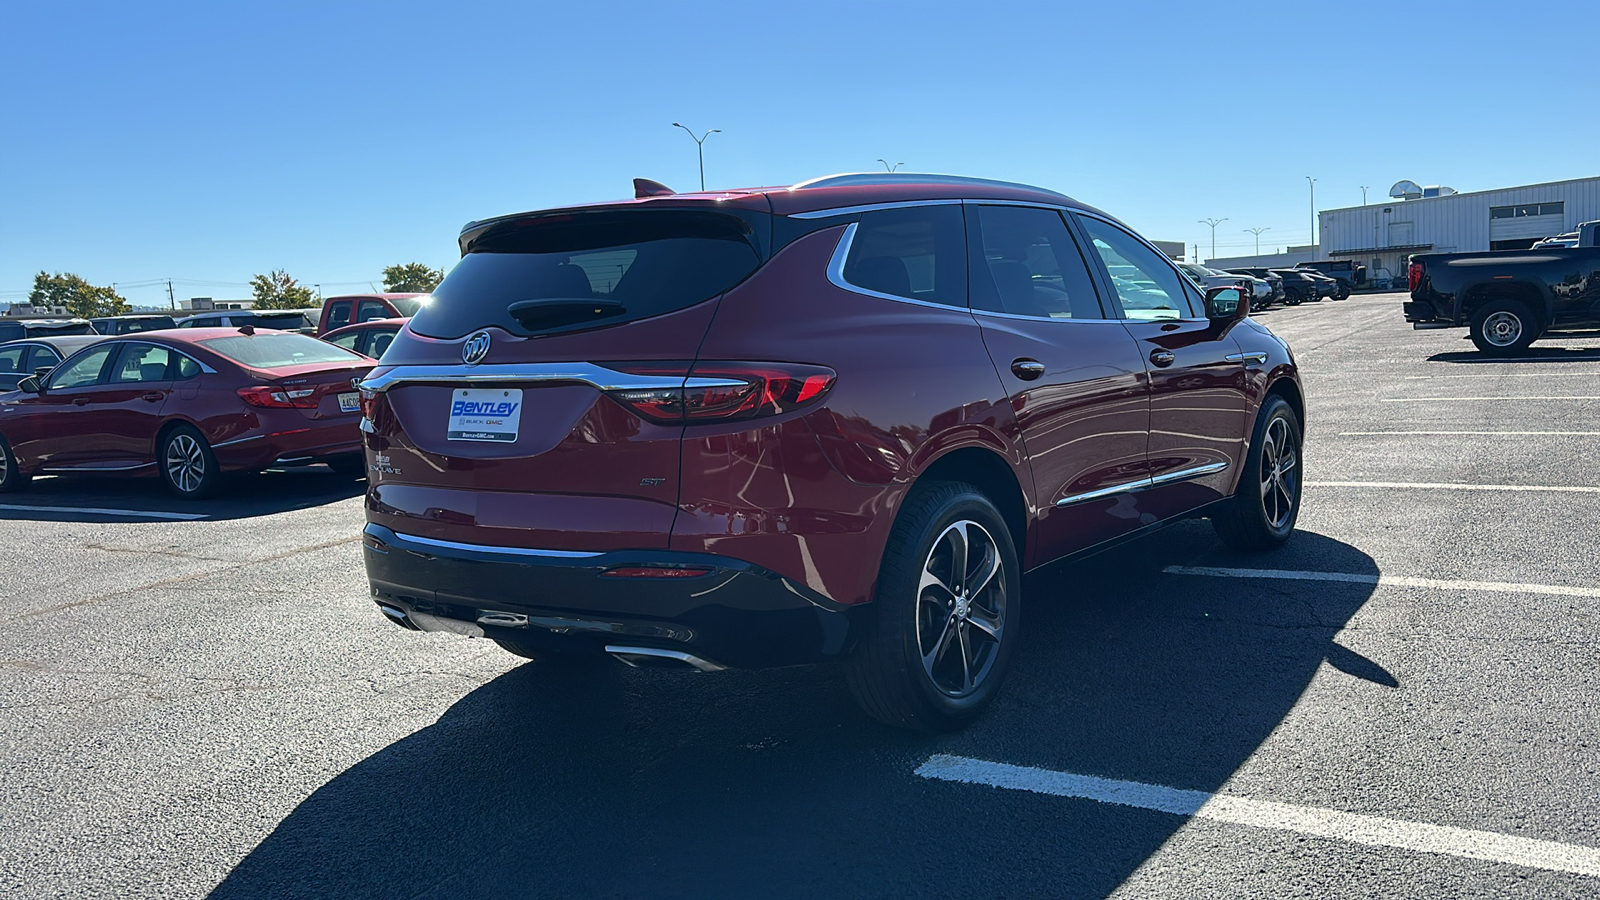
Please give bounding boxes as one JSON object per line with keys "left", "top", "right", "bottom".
{"left": 0, "top": 327, "right": 373, "bottom": 499}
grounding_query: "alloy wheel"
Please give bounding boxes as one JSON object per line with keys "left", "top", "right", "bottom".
{"left": 1259, "top": 416, "right": 1299, "bottom": 530}
{"left": 916, "top": 520, "right": 1007, "bottom": 697}
{"left": 1482, "top": 311, "right": 1523, "bottom": 347}
{"left": 166, "top": 434, "right": 206, "bottom": 495}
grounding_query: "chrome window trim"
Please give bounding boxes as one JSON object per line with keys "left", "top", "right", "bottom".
{"left": 789, "top": 199, "right": 963, "bottom": 220}
{"left": 1055, "top": 461, "right": 1229, "bottom": 507}
{"left": 970, "top": 309, "right": 1126, "bottom": 324}
{"left": 358, "top": 362, "right": 746, "bottom": 394}
{"left": 387, "top": 528, "right": 603, "bottom": 559}
{"left": 825, "top": 222, "right": 972, "bottom": 312}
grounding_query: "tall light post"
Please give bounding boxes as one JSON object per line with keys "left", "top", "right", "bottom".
{"left": 1199, "top": 217, "right": 1228, "bottom": 261}
{"left": 1244, "top": 227, "right": 1270, "bottom": 255}
{"left": 671, "top": 123, "right": 720, "bottom": 191}
{"left": 878, "top": 159, "right": 904, "bottom": 172}
{"left": 1360, "top": 185, "right": 1369, "bottom": 206}
{"left": 1306, "top": 176, "right": 1317, "bottom": 250}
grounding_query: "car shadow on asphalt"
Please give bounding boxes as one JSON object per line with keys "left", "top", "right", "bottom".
{"left": 209, "top": 522, "right": 1381, "bottom": 900}
{"left": 0, "top": 467, "right": 366, "bottom": 522}
{"left": 1427, "top": 347, "right": 1600, "bottom": 364}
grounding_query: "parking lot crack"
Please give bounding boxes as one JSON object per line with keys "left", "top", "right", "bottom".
{"left": 79, "top": 542, "right": 231, "bottom": 563}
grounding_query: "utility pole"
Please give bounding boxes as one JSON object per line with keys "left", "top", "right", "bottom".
{"left": 671, "top": 123, "right": 720, "bottom": 191}
{"left": 1306, "top": 176, "right": 1317, "bottom": 250}
{"left": 877, "top": 159, "right": 904, "bottom": 172}
{"left": 1199, "top": 217, "right": 1228, "bottom": 261}
{"left": 166, "top": 279, "right": 175, "bottom": 310}
{"left": 1244, "top": 227, "right": 1270, "bottom": 255}
{"left": 1360, "top": 185, "right": 1369, "bottom": 206}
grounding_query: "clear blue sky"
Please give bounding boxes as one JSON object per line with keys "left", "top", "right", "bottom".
{"left": 3, "top": 0, "right": 1595, "bottom": 308}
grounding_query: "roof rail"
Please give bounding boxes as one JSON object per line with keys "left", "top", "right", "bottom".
{"left": 789, "top": 172, "right": 1069, "bottom": 199}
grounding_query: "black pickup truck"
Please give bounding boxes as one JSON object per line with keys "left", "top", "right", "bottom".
{"left": 1404, "top": 220, "right": 1600, "bottom": 355}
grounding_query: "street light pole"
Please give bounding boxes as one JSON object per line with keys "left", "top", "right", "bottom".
{"left": 1306, "top": 176, "right": 1317, "bottom": 251}
{"left": 671, "top": 123, "right": 720, "bottom": 191}
{"left": 1360, "top": 185, "right": 1369, "bottom": 206}
{"left": 877, "top": 159, "right": 904, "bottom": 172}
{"left": 1199, "top": 217, "right": 1228, "bottom": 261}
{"left": 1244, "top": 227, "right": 1270, "bottom": 255}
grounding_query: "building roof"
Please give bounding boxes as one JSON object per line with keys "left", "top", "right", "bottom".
{"left": 1323, "top": 175, "right": 1600, "bottom": 215}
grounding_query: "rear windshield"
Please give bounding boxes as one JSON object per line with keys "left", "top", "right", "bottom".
{"left": 198, "top": 333, "right": 364, "bottom": 369}
{"left": 412, "top": 210, "right": 765, "bottom": 339}
{"left": 29, "top": 322, "right": 96, "bottom": 336}
{"left": 249, "top": 312, "right": 314, "bottom": 330}
{"left": 117, "top": 317, "right": 176, "bottom": 333}
{"left": 388, "top": 296, "right": 429, "bottom": 317}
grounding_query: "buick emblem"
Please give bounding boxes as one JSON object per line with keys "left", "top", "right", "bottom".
{"left": 462, "top": 331, "right": 492, "bottom": 366}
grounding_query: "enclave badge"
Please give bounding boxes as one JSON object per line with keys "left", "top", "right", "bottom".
{"left": 462, "top": 331, "right": 492, "bottom": 366}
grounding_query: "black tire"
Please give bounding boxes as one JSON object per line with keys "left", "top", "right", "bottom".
{"left": 1334, "top": 285, "right": 1350, "bottom": 300}
{"left": 1285, "top": 290, "right": 1303, "bottom": 306}
{"left": 158, "top": 424, "right": 222, "bottom": 500}
{"left": 1212, "top": 395, "right": 1302, "bottom": 551}
{"left": 0, "top": 434, "right": 30, "bottom": 493}
{"left": 846, "top": 482, "right": 1020, "bottom": 731}
{"left": 1469, "top": 298, "right": 1539, "bottom": 356}
{"left": 326, "top": 455, "right": 367, "bottom": 477}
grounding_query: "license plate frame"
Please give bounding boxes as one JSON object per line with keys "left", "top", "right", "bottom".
{"left": 337, "top": 392, "right": 361, "bottom": 414}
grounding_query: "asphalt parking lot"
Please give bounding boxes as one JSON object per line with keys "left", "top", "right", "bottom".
{"left": 2, "top": 291, "right": 1598, "bottom": 899}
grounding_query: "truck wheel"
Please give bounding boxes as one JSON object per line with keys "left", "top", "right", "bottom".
{"left": 846, "top": 482, "right": 1020, "bottom": 731}
{"left": 1212, "top": 395, "right": 1302, "bottom": 550}
{"left": 1470, "top": 299, "right": 1538, "bottom": 356}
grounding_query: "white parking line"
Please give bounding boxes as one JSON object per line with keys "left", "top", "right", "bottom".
{"left": 1381, "top": 396, "right": 1600, "bottom": 402}
{"left": 1403, "top": 372, "right": 1600, "bottom": 379}
{"left": 1338, "top": 431, "right": 1600, "bottom": 437}
{"left": 1305, "top": 480, "right": 1600, "bottom": 494}
{"left": 1163, "top": 565, "right": 1600, "bottom": 598}
{"left": 0, "top": 504, "right": 207, "bottom": 521}
{"left": 916, "top": 755, "right": 1600, "bottom": 879}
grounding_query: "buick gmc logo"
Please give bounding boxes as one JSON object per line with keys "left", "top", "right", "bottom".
{"left": 462, "top": 331, "right": 492, "bottom": 366}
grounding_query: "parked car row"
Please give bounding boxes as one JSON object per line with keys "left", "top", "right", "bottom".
{"left": 1223, "top": 266, "right": 1344, "bottom": 305}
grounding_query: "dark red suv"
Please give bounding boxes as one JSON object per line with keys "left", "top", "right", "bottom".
{"left": 359, "top": 173, "right": 1304, "bottom": 730}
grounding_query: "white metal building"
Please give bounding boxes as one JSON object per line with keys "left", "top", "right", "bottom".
{"left": 1209, "top": 175, "right": 1600, "bottom": 285}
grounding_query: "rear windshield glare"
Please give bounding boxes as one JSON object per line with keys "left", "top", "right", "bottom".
{"left": 388, "top": 296, "right": 429, "bottom": 317}
{"left": 120, "top": 318, "right": 176, "bottom": 333}
{"left": 198, "top": 333, "right": 364, "bottom": 369}
{"left": 411, "top": 210, "right": 765, "bottom": 339}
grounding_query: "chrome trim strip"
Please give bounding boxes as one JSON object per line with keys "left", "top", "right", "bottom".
{"left": 1055, "top": 461, "right": 1230, "bottom": 507}
{"left": 605, "top": 644, "right": 728, "bottom": 672}
{"left": 825, "top": 223, "right": 975, "bottom": 312}
{"left": 213, "top": 433, "right": 264, "bottom": 448}
{"left": 789, "top": 199, "right": 963, "bottom": 220}
{"left": 387, "top": 528, "right": 603, "bottom": 559}
{"left": 359, "top": 417, "right": 376, "bottom": 434}
{"left": 358, "top": 362, "right": 745, "bottom": 394}
{"left": 40, "top": 462, "right": 154, "bottom": 473}
{"left": 971, "top": 308, "right": 1127, "bottom": 324}
{"left": 1225, "top": 352, "right": 1269, "bottom": 365}
{"left": 1146, "top": 460, "right": 1230, "bottom": 487}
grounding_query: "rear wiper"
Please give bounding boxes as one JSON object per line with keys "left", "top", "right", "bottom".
{"left": 507, "top": 298, "right": 625, "bottom": 331}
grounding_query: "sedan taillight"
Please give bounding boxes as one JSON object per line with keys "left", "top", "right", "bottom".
{"left": 238, "top": 385, "right": 318, "bottom": 409}
{"left": 605, "top": 362, "right": 837, "bottom": 424}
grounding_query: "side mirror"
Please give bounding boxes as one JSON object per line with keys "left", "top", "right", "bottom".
{"left": 17, "top": 375, "right": 41, "bottom": 394}
{"left": 1205, "top": 286, "right": 1248, "bottom": 322}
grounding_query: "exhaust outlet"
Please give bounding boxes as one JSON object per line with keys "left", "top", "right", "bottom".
{"left": 605, "top": 645, "right": 727, "bottom": 672}
{"left": 377, "top": 604, "right": 420, "bottom": 631}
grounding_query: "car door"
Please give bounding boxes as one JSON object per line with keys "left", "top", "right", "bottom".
{"left": 93, "top": 342, "right": 177, "bottom": 465}
{"left": 6, "top": 343, "right": 119, "bottom": 468}
{"left": 323, "top": 299, "right": 354, "bottom": 332}
{"left": 1074, "top": 214, "right": 1250, "bottom": 522}
{"left": 965, "top": 204, "right": 1152, "bottom": 565}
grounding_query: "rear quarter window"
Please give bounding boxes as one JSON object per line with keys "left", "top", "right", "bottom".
{"left": 412, "top": 210, "right": 765, "bottom": 339}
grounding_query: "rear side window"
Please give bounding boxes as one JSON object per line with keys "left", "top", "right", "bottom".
{"left": 198, "top": 333, "right": 364, "bottom": 369}
{"left": 842, "top": 205, "right": 967, "bottom": 307}
{"left": 0, "top": 322, "right": 23, "bottom": 342}
{"left": 969, "top": 206, "right": 1104, "bottom": 319}
{"left": 0, "top": 346, "right": 25, "bottom": 374}
{"left": 325, "top": 301, "right": 353, "bottom": 331}
{"left": 413, "top": 210, "right": 765, "bottom": 339}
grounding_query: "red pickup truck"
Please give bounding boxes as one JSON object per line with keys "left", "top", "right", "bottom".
{"left": 316, "top": 293, "right": 430, "bottom": 335}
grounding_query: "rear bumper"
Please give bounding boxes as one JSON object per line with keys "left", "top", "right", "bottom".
{"left": 1403, "top": 299, "right": 1459, "bottom": 326}
{"left": 362, "top": 524, "right": 860, "bottom": 669}
{"left": 213, "top": 415, "right": 364, "bottom": 470}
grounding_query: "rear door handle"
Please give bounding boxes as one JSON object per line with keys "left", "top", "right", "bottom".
{"left": 1149, "top": 349, "right": 1176, "bottom": 368}
{"left": 140, "top": 392, "right": 164, "bottom": 402}
{"left": 72, "top": 396, "right": 90, "bottom": 406}
{"left": 1011, "top": 358, "right": 1046, "bottom": 380}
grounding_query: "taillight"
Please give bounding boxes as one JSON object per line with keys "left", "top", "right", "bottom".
{"left": 605, "top": 362, "right": 837, "bottom": 424}
{"left": 1408, "top": 262, "right": 1424, "bottom": 293}
{"left": 238, "top": 385, "right": 318, "bottom": 409}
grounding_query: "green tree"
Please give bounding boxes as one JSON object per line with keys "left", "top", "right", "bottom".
{"left": 250, "top": 269, "right": 319, "bottom": 309}
{"left": 28, "top": 271, "right": 129, "bottom": 318}
{"left": 382, "top": 262, "right": 445, "bottom": 293}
